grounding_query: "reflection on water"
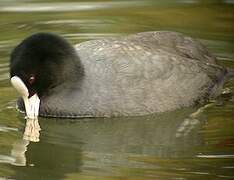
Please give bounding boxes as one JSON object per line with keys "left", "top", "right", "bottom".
{"left": 4, "top": 108, "right": 205, "bottom": 178}
{"left": 11, "top": 139, "right": 29, "bottom": 167}
{"left": 10, "top": 118, "right": 40, "bottom": 167}
{"left": 0, "top": 1, "right": 148, "bottom": 12}
{"left": 0, "top": 0, "right": 234, "bottom": 179}
{"left": 0, "top": 106, "right": 230, "bottom": 179}
{"left": 0, "top": 118, "right": 40, "bottom": 167}
{"left": 1, "top": 106, "right": 232, "bottom": 179}
{"left": 23, "top": 118, "right": 41, "bottom": 142}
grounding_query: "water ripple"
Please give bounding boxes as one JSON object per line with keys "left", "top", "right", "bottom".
{"left": 0, "top": 40, "right": 16, "bottom": 49}
{"left": 0, "top": 155, "right": 15, "bottom": 164}
{"left": 196, "top": 154, "right": 234, "bottom": 158}
{"left": 35, "top": 19, "right": 116, "bottom": 25}
{"left": 64, "top": 33, "right": 122, "bottom": 40}
{"left": 0, "top": 1, "right": 148, "bottom": 12}
{"left": 0, "top": 125, "right": 18, "bottom": 132}
{"left": 0, "top": 73, "right": 9, "bottom": 81}
{"left": 0, "top": 63, "right": 9, "bottom": 68}
{"left": 0, "top": 67, "right": 9, "bottom": 73}
{"left": 188, "top": 171, "right": 210, "bottom": 175}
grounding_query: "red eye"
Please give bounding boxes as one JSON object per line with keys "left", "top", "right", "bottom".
{"left": 29, "top": 75, "right": 35, "bottom": 84}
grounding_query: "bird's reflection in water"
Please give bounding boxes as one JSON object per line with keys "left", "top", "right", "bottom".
{"left": 10, "top": 117, "right": 82, "bottom": 179}
{"left": 10, "top": 106, "right": 207, "bottom": 167}
{"left": 23, "top": 118, "right": 41, "bottom": 142}
{"left": 10, "top": 104, "right": 210, "bottom": 166}
{"left": 11, "top": 118, "right": 41, "bottom": 166}
{"left": 8, "top": 105, "right": 210, "bottom": 180}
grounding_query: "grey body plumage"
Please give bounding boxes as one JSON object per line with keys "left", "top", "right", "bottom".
{"left": 23, "top": 31, "right": 226, "bottom": 118}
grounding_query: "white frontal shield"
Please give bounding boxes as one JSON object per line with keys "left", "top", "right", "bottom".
{"left": 11, "top": 76, "right": 40, "bottom": 119}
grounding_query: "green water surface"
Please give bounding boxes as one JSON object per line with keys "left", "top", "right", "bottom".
{"left": 0, "top": 0, "right": 234, "bottom": 179}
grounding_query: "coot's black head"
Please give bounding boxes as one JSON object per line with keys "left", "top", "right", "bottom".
{"left": 10, "top": 32, "right": 83, "bottom": 97}
{"left": 10, "top": 33, "right": 84, "bottom": 118}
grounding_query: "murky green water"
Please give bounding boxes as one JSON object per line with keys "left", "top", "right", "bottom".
{"left": 0, "top": 0, "right": 234, "bottom": 179}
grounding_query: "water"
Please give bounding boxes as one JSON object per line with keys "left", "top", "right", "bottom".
{"left": 0, "top": 0, "right": 234, "bottom": 179}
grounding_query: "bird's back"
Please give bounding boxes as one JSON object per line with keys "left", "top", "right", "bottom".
{"left": 39, "top": 31, "right": 226, "bottom": 118}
